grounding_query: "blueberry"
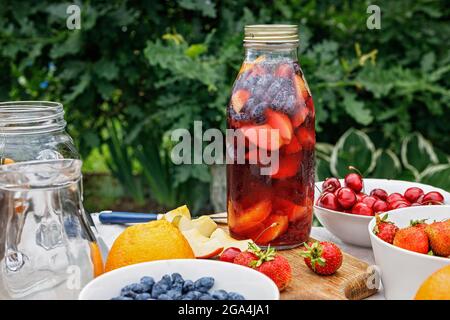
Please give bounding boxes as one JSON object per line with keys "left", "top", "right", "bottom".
{"left": 111, "top": 296, "right": 133, "bottom": 300}
{"left": 140, "top": 276, "right": 155, "bottom": 292}
{"left": 244, "top": 97, "right": 258, "bottom": 111}
{"left": 182, "top": 280, "right": 194, "bottom": 293}
{"left": 194, "top": 277, "right": 215, "bottom": 293}
{"left": 271, "top": 90, "right": 288, "bottom": 111}
{"left": 140, "top": 276, "right": 155, "bottom": 286}
{"left": 283, "top": 94, "right": 297, "bottom": 115}
{"left": 135, "top": 293, "right": 151, "bottom": 300}
{"left": 228, "top": 292, "right": 245, "bottom": 300}
{"left": 229, "top": 107, "right": 251, "bottom": 122}
{"left": 171, "top": 273, "right": 184, "bottom": 284}
{"left": 129, "top": 283, "right": 146, "bottom": 293}
{"left": 248, "top": 102, "right": 268, "bottom": 123}
{"left": 157, "top": 294, "right": 173, "bottom": 300}
{"left": 265, "top": 80, "right": 283, "bottom": 100}
{"left": 121, "top": 290, "right": 137, "bottom": 299}
{"left": 255, "top": 75, "right": 274, "bottom": 91}
{"left": 166, "top": 289, "right": 182, "bottom": 300}
{"left": 120, "top": 284, "right": 133, "bottom": 294}
{"left": 183, "top": 290, "right": 202, "bottom": 300}
{"left": 161, "top": 274, "right": 173, "bottom": 286}
{"left": 199, "top": 294, "right": 214, "bottom": 300}
{"left": 211, "top": 290, "right": 228, "bottom": 300}
{"left": 151, "top": 282, "right": 169, "bottom": 299}
{"left": 243, "top": 75, "right": 261, "bottom": 90}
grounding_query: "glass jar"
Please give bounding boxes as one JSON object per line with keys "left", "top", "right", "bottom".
{"left": 0, "top": 160, "right": 102, "bottom": 299}
{"left": 0, "top": 101, "right": 79, "bottom": 163}
{"left": 227, "top": 25, "right": 315, "bottom": 249}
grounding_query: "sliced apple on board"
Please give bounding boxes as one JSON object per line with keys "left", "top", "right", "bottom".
{"left": 182, "top": 229, "right": 224, "bottom": 259}
{"left": 174, "top": 215, "right": 218, "bottom": 238}
{"left": 163, "top": 205, "right": 191, "bottom": 222}
{"left": 210, "top": 229, "right": 253, "bottom": 252}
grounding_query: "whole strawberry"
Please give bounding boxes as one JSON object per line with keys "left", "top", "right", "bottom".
{"left": 234, "top": 243, "right": 292, "bottom": 291}
{"left": 300, "top": 241, "right": 343, "bottom": 275}
{"left": 393, "top": 226, "right": 429, "bottom": 254}
{"left": 410, "top": 219, "right": 428, "bottom": 230}
{"left": 373, "top": 214, "right": 399, "bottom": 244}
{"left": 425, "top": 221, "right": 450, "bottom": 257}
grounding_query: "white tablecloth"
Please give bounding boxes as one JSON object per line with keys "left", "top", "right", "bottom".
{"left": 92, "top": 215, "right": 385, "bottom": 300}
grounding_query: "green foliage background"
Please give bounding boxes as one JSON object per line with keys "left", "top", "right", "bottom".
{"left": 0, "top": 0, "right": 449, "bottom": 212}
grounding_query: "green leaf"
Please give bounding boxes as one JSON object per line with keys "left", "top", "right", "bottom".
{"left": 177, "top": 0, "right": 216, "bottom": 17}
{"left": 342, "top": 92, "right": 373, "bottom": 125}
{"left": 401, "top": 133, "right": 439, "bottom": 179}
{"left": 370, "top": 149, "right": 402, "bottom": 179}
{"left": 50, "top": 32, "right": 82, "bottom": 59}
{"left": 330, "top": 129, "right": 376, "bottom": 177}
{"left": 185, "top": 44, "right": 207, "bottom": 58}
{"left": 419, "top": 164, "right": 450, "bottom": 192}
{"left": 94, "top": 59, "right": 119, "bottom": 81}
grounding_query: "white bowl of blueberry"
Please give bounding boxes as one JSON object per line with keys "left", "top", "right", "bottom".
{"left": 79, "top": 259, "right": 280, "bottom": 300}
{"left": 314, "top": 175, "right": 450, "bottom": 248}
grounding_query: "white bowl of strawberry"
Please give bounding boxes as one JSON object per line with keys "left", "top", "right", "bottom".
{"left": 368, "top": 206, "right": 450, "bottom": 300}
{"left": 314, "top": 172, "right": 450, "bottom": 247}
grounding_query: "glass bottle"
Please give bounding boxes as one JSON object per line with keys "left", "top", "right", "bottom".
{"left": 0, "top": 159, "right": 103, "bottom": 299}
{"left": 0, "top": 101, "right": 79, "bottom": 163}
{"left": 227, "top": 25, "right": 315, "bottom": 249}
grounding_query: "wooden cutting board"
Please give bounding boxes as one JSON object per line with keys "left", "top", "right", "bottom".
{"left": 278, "top": 242, "right": 375, "bottom": 300}
{"left": 219, "top": 226, "right": 377, "bottom": 300}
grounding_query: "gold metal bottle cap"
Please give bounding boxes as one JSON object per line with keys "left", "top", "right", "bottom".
{"left": 244, "top": 24, "right": 298, "bottom": 43}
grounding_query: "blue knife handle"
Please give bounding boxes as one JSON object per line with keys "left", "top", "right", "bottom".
{"left": 99, "top": 211, "right": 159, "bottom": 224}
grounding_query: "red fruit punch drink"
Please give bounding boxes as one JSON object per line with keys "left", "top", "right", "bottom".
{"left": 227, "top": 25, "right": 315, "bottom": 249}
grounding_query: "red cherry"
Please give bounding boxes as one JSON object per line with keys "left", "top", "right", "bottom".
{"left": 422, "top": 191, "right": 444, "bottom": 205}
{"left": 219, "top": 247, "right": 242, "bottom": 263}
{"left": 322, "top": 178, "right": 341, "bottom": 193}
{"left": 318, "top": 192, "right": 341, "bottom": 211}
{"left": 336, "top": 187, "right": 357, "bottom": 209}
{"left": 355, "top": 193, "right": 367, "bottom": 202}
{"left": 351, "top": 202, "right": 373, "bottom": 216}
{"left": 386, "top": 193, "right": 405, "bottom": 204}
{"left": 362, "top": 196, "right": 378, "bottom": 208}
{"left": 372, "top": 200, "right": 389, "bottom": 213}
{"left": 403, "top": 187, "right": 424, "bottom": 203}
{"left": 344, "top": 173, "right": 363, "bottom": 193}
{"left": 389, "top": 200, "right": 410, "bottom": 210}
{"left": 416, "top": 194, "right": 424, "bottom": 204}
{"left": 370, "top": 188, "right": 388, "bottom": 201}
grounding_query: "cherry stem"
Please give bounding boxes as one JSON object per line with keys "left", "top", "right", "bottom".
{"left": 422, "top": 200, "right": 444, "bottom": 205}
{"left": 348, "top": 166, "right": 365, "bottom": 193}
{"left": 348, "top": 166, "right": 363, "bottom": 177}
{"left": 254, "top": 222, "right": 278, "bottom": 242}
{"left": 315, "top": 184, "right": 326, "bottom": 194}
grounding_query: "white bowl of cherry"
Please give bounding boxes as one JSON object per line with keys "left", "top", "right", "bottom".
{"left": 314, "top": 175, "right": 450, "bottom": 247}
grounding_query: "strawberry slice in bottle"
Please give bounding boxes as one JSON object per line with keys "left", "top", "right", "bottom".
{"left": 294, "top": 73, "right": 311, "bottom": 103}
{"left": 268, "top": 152, "right": 301, "bottom": 179}
{"left": 282, "top": 135, "right": 302, "bottom": 155}
{"left": 291, "top": 106, "right": 309, "bottom": 128}
{"left": 274, "top": 198, "right": 309, "bottom": 222}
{"left": 275, "top": 63, "right": 294, "bottom": 78}
{"left": 296, "top": 127, "right": 315, "bottom": 150}
{"left": 266, "top": 109, "right": 293, "bottom": 144}
{"left": 253, "top": 214, "right": 289, "bottom": 245}
{"left": 240, "top": 124, "right": 283, "bottom": 151}
{"left": 228, "top": 199, "right": 272, "bottom": 235}
{"left": 231, "top": 89, "right": 251, "bottom": 113}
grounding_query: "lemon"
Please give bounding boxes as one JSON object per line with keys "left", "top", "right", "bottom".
{"left": 105, "top": 220, "right": 195, "bottom": 272}
{"left": 415, "top": 265, "right": 450, "bottom": 300}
